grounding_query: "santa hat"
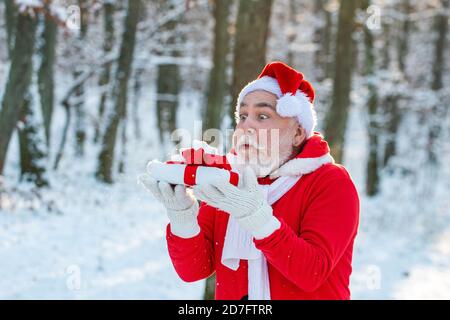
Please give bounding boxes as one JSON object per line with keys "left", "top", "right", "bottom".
{"left": 236, "top": 61, "right": 317, "bottom": 138}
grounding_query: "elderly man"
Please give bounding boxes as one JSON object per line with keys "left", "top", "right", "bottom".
{"left": 140, "top": 61, "right": 360, "bottom": 300}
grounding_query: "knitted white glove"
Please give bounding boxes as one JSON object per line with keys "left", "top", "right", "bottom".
{"left": 193, "top": 167, "right": 280, "bottom": 239}
{"left": 138, "top": 173, "right": 200, "bottom": 238}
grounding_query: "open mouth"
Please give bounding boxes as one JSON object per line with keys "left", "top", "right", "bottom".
{"left": 240, "top": 143, "right": 256, "bottom": 151}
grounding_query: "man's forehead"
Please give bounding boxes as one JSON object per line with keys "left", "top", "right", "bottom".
{"left": 240, "top": 91, "right": 277, "bottom": 109}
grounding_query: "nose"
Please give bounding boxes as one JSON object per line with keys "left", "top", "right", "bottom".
{"left": 246, "top": 128, "right": 256, "bottom": 135}
{"left": 239, "top": 120, "right": 257, "bottom": 134}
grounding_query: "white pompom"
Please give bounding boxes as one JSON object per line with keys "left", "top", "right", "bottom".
{"left": 276, "top": 93, "right": 316, "bottom": 138}
{"left": 276, "top": 94, "right": 302, "bottom": 117}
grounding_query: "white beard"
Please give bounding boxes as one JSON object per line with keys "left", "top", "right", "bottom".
{"left": 233, "top": 141, "right": 293, "bottom": 177}
{"left": 232, "top": 127, "right": 297, "bottom": 177}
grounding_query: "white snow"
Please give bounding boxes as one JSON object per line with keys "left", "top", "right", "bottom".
{"left": 0, "top": 80, "right": 206, "bottom": 299}
{"left": 1, "top": 89, "right": 448, "bottom": 299}
{"left": 344, "top": 100, "right": 450, "bottom": 300}
{"left": 15, "top": 0, "right": 43, "bottom": 13}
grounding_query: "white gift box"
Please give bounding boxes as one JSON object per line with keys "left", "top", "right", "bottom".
{"left": 147, "top": 160, "right": 241, "bottom": 187}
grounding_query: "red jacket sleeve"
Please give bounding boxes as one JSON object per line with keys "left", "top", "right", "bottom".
{"left": 166, "top": 201, "right": 216, "bottom": 282}
{"left": 253, "top": 176, "right": 360, "bottom": 292}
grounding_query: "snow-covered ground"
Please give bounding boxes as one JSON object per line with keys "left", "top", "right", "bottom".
{"left": 0, "top": 86, "right": 207, "bottom": 299}
{"left": 344, "top": 102, "right": 450, "bottom": 299}
{"left": 0, "top": 83, "right": 449, "bottom": 299}
{"left": 0, "top": 171, "right": 204, "bottom": 299}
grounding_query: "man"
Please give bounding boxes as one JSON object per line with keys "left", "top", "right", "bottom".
{"left": 140, "top": 61, "right": 360, "bottom": 300}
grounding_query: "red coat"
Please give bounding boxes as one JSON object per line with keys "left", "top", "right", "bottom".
{"left": 165, "top": 133, "right": 360, "bottom": 300}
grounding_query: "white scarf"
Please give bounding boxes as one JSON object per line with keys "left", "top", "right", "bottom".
{"left": 221, "top": 147, "right": 334, "bottom": 300}
{"left": 221, "top": 174, "right": 302, "bottom": 300}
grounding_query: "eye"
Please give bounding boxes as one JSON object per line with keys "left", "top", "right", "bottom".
{"left": 258, "top": 114, "right": 269, "bottom": 120}
{"left": 239, "top": 114, "right": 247, "bottom": 121}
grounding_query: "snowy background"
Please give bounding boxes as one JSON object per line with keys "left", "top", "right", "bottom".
{"left": 1, "top": 87, "right": 449, "bottom": 299}
{"left": 0, "top": 0, "right": 449, "bottom": 299}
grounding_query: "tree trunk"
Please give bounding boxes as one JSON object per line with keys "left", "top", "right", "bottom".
{"left": 202, "top": 0, "right": 232, "bottom": 144}
{"left": 382, "top": 94, "right": 401, "bottom": 167}
{"left": 156, "top": 1, "right": 183, "bottom": 144}
{"left": 53, "top": 100, "right": 72, "bottom": 170}
{"left": 286, "top": 0, "right": 299, "bottom": 67}
{"left": 229, "top": 0, "right": 273, "bottom": 123}
{"left": 427, "top": 0, "right": 449, "bottom": 166}
{"left": 118, "top": 115, "right": 127, "bottom": 174}
{"left": 431, "top": 0, "right": 449, "bottom": 92}
{"left": 53, "top": 70, "right": 95, "bottom": 170}
{"left": 381, "top": 21, "right": 391, "bottom": 69}
{"left": 313, "top": 0, "right": 333, "bottom": 81}
{"left": 38, "top": 6, "right": 58, "bottom": 147}
{"left": 382, "top": 0, "right": 412, "bottom": 168}
{"left": 18, "top": 92, "right": 48, "bottom": 187}
{"left": 362, "top": 0, "right": 379, "bottom": 196}
{"left": 5, "top": 0, "right": 17, "bottom": 58}
{"left": 96, "top": 0, "right": 141, "bottom": 183}
{"left": 397, "top": 0, "right": 411, "bottom": 75}
{"left": 74, "top": 0, "right": 89, "bottom": 156}
{"left": 94, "top": 1, "right": 116, "bottom": 143}
{"left": 323, "top": 0, "right": 358, "bottom": 163}
{"left": 156, "top": 64, "right": 180, "bottom": 143}
{"left": 132, "top": 67, "right": 144, "bottom": 140}
{"left": 323, "top": 3, "right": 334, "bottom": 80}
{"left": 0, "top": 10, "right": 38, "bottom": 175}
{"left": 130, "top": 5, "right": 146, "bottom": 141}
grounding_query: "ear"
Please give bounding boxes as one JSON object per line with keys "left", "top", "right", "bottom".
{"left": 292, "top": 125, "right": 306, "bottom": 148}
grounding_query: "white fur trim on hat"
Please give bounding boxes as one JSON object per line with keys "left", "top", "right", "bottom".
{"left": 236, "top": 76, "right": 317, "bottom": 138}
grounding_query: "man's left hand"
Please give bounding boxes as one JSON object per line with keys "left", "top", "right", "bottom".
{"left": 192, "top": 167, "right": 281, "bottom": 239}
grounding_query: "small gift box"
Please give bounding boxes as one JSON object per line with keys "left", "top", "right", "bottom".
{"left": 146, "top": 142, "right": 240, "bottom": 187}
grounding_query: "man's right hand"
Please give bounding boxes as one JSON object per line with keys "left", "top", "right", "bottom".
{"left": 139, "top": 174, "right": 200, "bottom": 238}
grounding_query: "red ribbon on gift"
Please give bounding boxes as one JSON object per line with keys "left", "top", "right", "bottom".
{"left": 167, "top": 147, "right": 239, "bottom": 186}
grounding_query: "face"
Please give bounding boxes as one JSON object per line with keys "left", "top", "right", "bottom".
{"left": 232, "top": 90, "right": 306, "bottom": 176}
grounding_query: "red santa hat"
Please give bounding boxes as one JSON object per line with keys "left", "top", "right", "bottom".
{"left": 236, "top": 61, "right": 317, "bottom": 138}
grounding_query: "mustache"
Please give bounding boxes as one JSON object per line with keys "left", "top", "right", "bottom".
{"left": 235, "top": 135, "right": 264, "bottom": 150}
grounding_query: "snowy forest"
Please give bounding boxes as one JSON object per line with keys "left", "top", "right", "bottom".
{"left": 0, "top": 0, "right": 449, "bottom": 299}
